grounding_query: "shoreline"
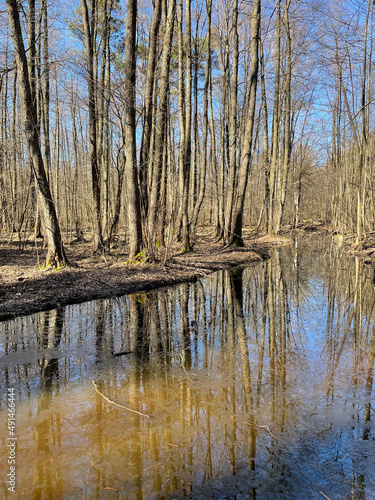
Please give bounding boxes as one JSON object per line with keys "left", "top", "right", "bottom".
{"left": 0, "top": 233, "right": 292, "bottom": 322}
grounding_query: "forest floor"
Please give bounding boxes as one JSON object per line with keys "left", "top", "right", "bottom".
{"left": 0, "top": 229, "right": 292, "bottom": 321}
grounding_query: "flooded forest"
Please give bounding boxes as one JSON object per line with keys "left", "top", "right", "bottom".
{"left": 1, "top": 237, "right": 375, "bottom": 498}
{"left": 1, "top": 0, "right": 375, "bottom": 498}
{"left": 1, "top": 0, "right": 375, "bottom": 261}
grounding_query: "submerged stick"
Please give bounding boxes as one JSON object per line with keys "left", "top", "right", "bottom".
{"left": 113, "top": 350, "right": 133, "bottom": 357}
{"left": 242, "top": 422, "right": 278, "bottom": 440}
{"left": 91, "top": 380, "right": 150, "bottom": 418}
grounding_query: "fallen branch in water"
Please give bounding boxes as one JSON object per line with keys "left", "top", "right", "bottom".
{"left": 319, "top": 492, "right": 332, "bottom": 500}
{"left": 113, "top": 350, "right": 133, "bottom": 357}
{"left": 91, "top": 380, "right": 150, "bottom": 418}
{"left": 242, "top": 422, "right": 278, "bottom": 440}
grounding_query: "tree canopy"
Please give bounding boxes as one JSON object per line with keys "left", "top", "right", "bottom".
{"left": 1, "top": 0, "right": 375, "bottom": 263}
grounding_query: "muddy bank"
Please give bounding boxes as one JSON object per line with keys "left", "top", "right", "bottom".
{"left": 330, "top": 231, "right": 375, "bottom": 263}
{"left": 0, "top": 233, "right": 291, "bottom": 321}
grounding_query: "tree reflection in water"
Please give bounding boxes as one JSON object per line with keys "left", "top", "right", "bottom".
{"left": 0, "top": 236, "right": 374, "bottom": 499}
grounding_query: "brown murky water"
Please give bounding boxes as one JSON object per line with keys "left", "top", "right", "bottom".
{"left": 0, "top": 236, "right": 374, "bottom": 499}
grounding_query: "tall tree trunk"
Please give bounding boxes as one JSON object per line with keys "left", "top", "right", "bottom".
{"left": 190, "top": 0, "right": 212, "bottom": 230}
{"left": 180, "top": 0, "right": 192, "bottom": 251}
{"left": 28, "top": 0, "right": 43, "bottom": 239}
{"left": 41, "top": 0, "right": 51, "bottom": 177}
{"left": 267, "top": 0, "right": 281, "bottom": 234}
{"left": 355, "top": 0, "right": 372, "bottom": 249}
{"left": 147, "top": 0, "right": 176, "bottom": 259}
{"left": 80, "top": 0, "right": 104, "bottom": 252}
{"left": 274, "top": 0, "right": 292, "bottom": 235}
{"left": 11, "top": 64, "right": 18, "bottom": 235}
{"left": 6, "top": 0, "right": 68, "bottom": 266}
{"left": 108, "top": 97, "right": 126, "bottom": 243}
{"left": 27, "top": 0, "right": 37, "bottom": 109}
{"left": 259, "top": 36, "right": 270, "bottom": 232}
{"left": 224, "top": 0, "right": 239, "bottom": 243}
{"left": 139, "top": 0, "right": 162, "bottom": 217}
{"left": 124, "top": 0, "right": 143, "bottom": 261}
{"left": 98, "top": 0, "right": 111, "bottom": 244}
{"left": 229, "top": 0, "right": 261, "bottom": 246}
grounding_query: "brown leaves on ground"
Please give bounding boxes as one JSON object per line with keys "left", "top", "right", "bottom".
{"left": 0, "top": 229, "right": 291, "bottom": 321}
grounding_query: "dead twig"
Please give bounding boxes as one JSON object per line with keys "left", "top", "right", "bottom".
{"left": 319, "top": 492, "right": 332, "bottom": 500}
{"left": 113, "top": 350, "right": 133, "bottom": 357}
{"left": 242, "top": 422, "right": 278, "bottom": 440}
{"left": 91, "top": 380, "right": 150, "bottom": 419}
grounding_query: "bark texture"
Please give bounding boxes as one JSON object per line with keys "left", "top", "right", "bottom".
{"left": 6, "top": 0, "right": 68, "bottom": 267}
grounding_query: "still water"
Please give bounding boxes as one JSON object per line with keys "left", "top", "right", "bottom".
{"left": 0, "top": 236, "right": 374, "bottom": 499}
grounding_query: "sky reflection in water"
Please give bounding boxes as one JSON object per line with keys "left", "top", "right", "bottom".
{"left": 0, "top": 235, "right": 374, "bottom": 499}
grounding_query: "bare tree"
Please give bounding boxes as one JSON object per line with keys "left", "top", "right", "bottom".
{"left": 139, "top": 0, "right": 163, "bottom": 217}
{"left": 124, "top": 0, "right": 143, "bottom": 261}
{"left": 6, "top": 0, "right": 68, "bottom": 267}
{"left": 80, "top": 0, "right": 104, "bottom": 252}
{"left": 228, "top": 0, "right": 261, "bottom": 246}
{"left": 147, "top": 0, "right": 176, "bottom": 259}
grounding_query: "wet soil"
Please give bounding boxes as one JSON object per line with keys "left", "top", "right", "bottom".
{"left": 0, "top": 230, "right": 291, "bottom": 321}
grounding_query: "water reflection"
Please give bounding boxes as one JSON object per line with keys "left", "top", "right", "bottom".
{"left": 0, "top": 236, "right": 374, "bottom": 499}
